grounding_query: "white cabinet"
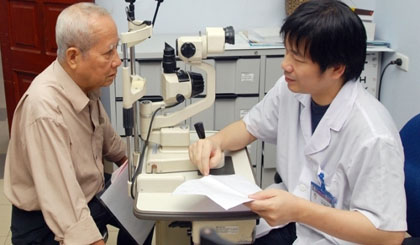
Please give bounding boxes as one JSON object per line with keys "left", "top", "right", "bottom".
{"left": 265, "top": 56, "right": 284, "bottom": 93}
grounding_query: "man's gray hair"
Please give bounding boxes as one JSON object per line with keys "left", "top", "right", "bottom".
{"left": 56, "top": 3, "right": 111, "bottom": 61}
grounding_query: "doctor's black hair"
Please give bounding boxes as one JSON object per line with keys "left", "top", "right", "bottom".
{"left": 280, "top": 0, "right": 366, "bottom": 83}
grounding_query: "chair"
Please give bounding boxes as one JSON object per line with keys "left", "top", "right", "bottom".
{"left": 400, "top": 113, "right": 420, "bottom": 244}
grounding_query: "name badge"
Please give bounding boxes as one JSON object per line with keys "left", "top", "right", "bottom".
{"left": 310, "top": 172, "right": 337, "bottom": 208}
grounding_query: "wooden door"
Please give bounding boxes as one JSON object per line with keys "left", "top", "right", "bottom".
{"left": 0, "top": 0, "right": 93, "bottom": 129}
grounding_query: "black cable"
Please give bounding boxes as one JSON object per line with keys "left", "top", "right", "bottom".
{"left": 378, "top": 58, "right": 402, "bottom": 101}
{"left": 130, "top": 100, "right": 184, "bottom": 199}
{"left": 152, "top": 0, "right": 164, "bottom": 26}
{"left": 378, "top": 62, "right": 392, "bottom": 101}
{"left": 130, "top": 106, "right": 161, "bottom": 198}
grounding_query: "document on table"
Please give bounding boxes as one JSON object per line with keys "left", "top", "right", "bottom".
{"left": 173, "top": 174, "right": 262, "bottom": 210}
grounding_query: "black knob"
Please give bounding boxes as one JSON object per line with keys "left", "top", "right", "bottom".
{"left": 180, "top": 42, "right": 196, "bottom": 58}
{"left": 189, "top": 72, "right": 204, "bottom": 97}
{"left": 194, "top": 122, "right": 206, "bottom": 139}
{"left": 176, "top": 94, "right": 185, "bottom": 103}
{"left": 162, "top": 43, "right": 177, "bottom": 73}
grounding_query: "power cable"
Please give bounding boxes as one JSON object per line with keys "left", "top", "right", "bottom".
{"left": 378, "top": 58, "right": 402, "bottom": 101}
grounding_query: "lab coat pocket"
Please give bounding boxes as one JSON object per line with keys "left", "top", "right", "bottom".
{"left": 310, "top": 167, "right": 336, "bottom": 208}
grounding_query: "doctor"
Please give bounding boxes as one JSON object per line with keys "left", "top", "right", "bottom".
{"left": 188, "top": 0, "right": 406, "bottom": 244}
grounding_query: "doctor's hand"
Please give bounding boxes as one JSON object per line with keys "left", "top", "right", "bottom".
{"left": 244, "top": 189, "right": 302, "bottom": 227}
{"left": 189, "top": 138, "right": 223, "bottom": 176}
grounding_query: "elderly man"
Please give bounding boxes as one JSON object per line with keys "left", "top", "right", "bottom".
{"left": 3, "top": 3, "right": 147, "bottom": 245}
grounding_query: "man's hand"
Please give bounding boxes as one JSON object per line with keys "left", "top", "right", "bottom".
{"left": 244, "top": 189, "right": 301, "bottom": 226}
{"left": 246, "top": 189, "right": 406, "bottom": 245}
{"left": 189, "top": 138, "right": 223, "bottom": 175}
{"left": 189, "top": 120, "right": 256, "bottom": 175}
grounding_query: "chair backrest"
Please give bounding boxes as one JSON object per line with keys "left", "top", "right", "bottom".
{"left": 400, "top": 113, "right": 420, "bottom": 237}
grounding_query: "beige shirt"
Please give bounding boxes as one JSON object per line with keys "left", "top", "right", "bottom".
{"left": 4, "top": 60, "right": 126, "bottom": 244}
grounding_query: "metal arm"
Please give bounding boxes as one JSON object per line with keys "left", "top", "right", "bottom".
{"left": 139, "top": 27, "right": 234, "bottom": 148}
{"left": 120, "top": 1, "right": 153, "bottom": 189}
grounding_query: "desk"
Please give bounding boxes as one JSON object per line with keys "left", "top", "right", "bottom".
{"left": 133, "top": 135, "right": 258, "bottom": 244}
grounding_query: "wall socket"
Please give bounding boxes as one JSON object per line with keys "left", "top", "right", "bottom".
{"left": 394, "top": 52, "right": 409, "bottom": 72}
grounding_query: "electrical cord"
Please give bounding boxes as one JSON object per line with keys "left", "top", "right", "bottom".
{"left": 152, "top": 0, "right": 164, "bottom": 26}
{"left": 378, "top": 58, "right": 402, "bottom": 101}
{"left": 130, "top": 105, "right": 161, "bottom": 198}
{"left": 130, "top": 99, "right": 184, "bottom": 199}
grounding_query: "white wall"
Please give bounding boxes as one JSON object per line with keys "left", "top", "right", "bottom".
{"left": 342, "top": 0, "right": 375, "bottom": 10}
{"left": 328, "top": 0, "right": 420, "bottom": 130}
{"left": 96, "top": 0, "right": 285, "bottom": 35}
{"left": 374, "top": 0, "right": 420, "bottom": 129}
{"left": 96, "top": 0, "right": 375, "bottom": 35}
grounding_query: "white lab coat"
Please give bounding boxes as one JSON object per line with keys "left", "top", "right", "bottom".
{"left": 243, "top": 76, "right": 406, "bottom": 244}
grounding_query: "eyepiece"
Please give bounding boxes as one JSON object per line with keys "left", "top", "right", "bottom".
{"left": 223, "top": 26, "right": 235, "bottom": 45}
{"left": 162, "top": 42, "right": 177, "bottom": 73}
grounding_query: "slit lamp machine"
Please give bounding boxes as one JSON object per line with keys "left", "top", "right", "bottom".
{"left": 118, "top": 1, "right": 257, "bottom": 243}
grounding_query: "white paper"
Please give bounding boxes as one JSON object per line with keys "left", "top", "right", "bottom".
{"left": 247, "top": 27, "right": 283, "bottom": 46}
{"left": 99, "top": 162, "right": 155, "bottom": 244}
{"left": 173, "top": 174, "right": 262, "bottom": 210}
{"left": 110, "top": 160, "right": 127, "bottom": 183}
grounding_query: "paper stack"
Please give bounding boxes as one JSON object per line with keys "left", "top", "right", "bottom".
{"left": 245, "top": 27, "right": 283, "bottom": 47}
